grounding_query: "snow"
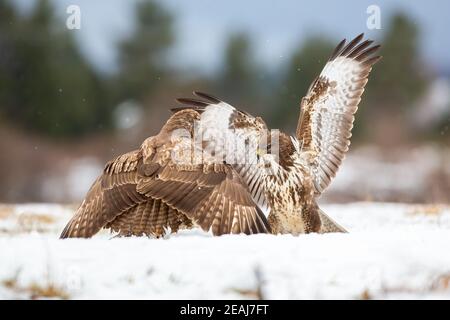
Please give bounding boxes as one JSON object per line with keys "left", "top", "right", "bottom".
{"left": 1, "top": 202, "right": 450, "bottom": 299}
{"left": 414, "top": 77, "right": 450, "bottom": 129}
{"left": 324, "top": 145, "right": 450, "bottom": 202}
{"left": 41, "top": 158, "right": 103, "bottom": 203}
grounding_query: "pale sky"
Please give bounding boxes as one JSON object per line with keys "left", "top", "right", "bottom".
{"left": 14, "top": 0, "right": 450, "bottom": 75}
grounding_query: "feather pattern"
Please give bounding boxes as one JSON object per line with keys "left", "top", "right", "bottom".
{"left": 61, "top": 34, "right": 379, "bottom": 238}
{"left": 174, "top": 93, "right": 270, "bottom": 214}
{"left": 296, "top": 33, "right": 381, "bottom": 194}
{"left": 60, "top": 108, "right": 271, "bottom": 238}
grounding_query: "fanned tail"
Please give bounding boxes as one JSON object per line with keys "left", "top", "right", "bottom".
{"left": 318, "top": 208, "right": 347, "bottom": 233}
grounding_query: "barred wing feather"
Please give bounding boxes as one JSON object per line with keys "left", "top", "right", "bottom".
{"left": 296, "top": 34, "right": 381, "bottom": 195}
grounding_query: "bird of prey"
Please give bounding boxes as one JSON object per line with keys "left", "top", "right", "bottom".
{"left": 60, "top": 33, "right": 381, "bottom": 238}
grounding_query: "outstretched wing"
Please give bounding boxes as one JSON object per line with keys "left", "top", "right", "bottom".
{"left": 136, "top": 164, "right": 270, "bottom": 235}
{"left": 296, "top": 33, "right": 381, "bottom": 194}
{"left": 60, "top": 150, "right": 147, "bottom": 238}
{"left": 174, "top": 92, "right": 271, "bottom": 214}
{"left": 61, "top": 107, "right": 270, "bottom": 238}
{"left": 60, "top": 109, "right": 200, "bottom": 238}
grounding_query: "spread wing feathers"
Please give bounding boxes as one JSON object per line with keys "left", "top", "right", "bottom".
{"left": 60, "top": 150, "right": 147, "bottom": 238}
{"left": 173, "top": 92, "right": 270, "bottom": 212}
{"left": 174, "top": 92, "right": 259, "bottom": 125}
{"left": 172, "top": 91, "right": 222, "bottom": 112}
{"left": 233, "top": 164, "right": 269, "bottom": 214}
{"left": 59, "top": 110, "right": 191, "bottom": 239}
{"left": 137, "top": 164, "right": 271, "bottom": 235}
{"left": 106, "top": 200, "right": 193, "bottom": 237}
{"left": 194, "top": 168, "right": 270, "bottom": 235}
{"left": 296, "top": 33, "right": 381, "bottom": 194}
{"left": 60, "top": 106, "right": 270, "bottom": 238}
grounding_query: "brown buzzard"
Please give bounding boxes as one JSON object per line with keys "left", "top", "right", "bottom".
{"left": 60, "top": 33, "right": 380, "bottom": 238}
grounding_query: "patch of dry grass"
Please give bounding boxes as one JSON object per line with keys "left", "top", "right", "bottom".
{"left": 28, "top": 283, "right": 70, "bottom": 300}
{"left": 0, "top": 205, "right": 62, "bottom": 235}
{"left": 0, "top": 205, "right": 14, "bottom": 220}
{"left": 228, "top": 288, "right": 263, "bottom": 299}
{"left": 359, "top": 272, "right": 450, "bottom": 299}
{"left": 430, "top": 273, "right": 450, "bottom": 291}
{"left": 2, "top": 269, "right": 21, "bottom": 290}
{"left": 358, "top": 289, "right": 372, "bottom": 300}
{"left": 407, "top": 204, "right": 446, "bottom": 216}
{"left": 1, "top": 269, "right": 70, "bottom": 300}
{"left": 18, "top": 213, "right": 55, "bottom": 227}
{"left": 227, "top": 266, "right": 265, "bottom": 300}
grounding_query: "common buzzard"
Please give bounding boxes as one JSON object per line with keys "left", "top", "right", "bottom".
{"left": 60, "top": 33, "right": 380, "bottom": 238}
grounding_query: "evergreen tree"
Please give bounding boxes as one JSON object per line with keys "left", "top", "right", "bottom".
{"left": 270, "top": 36, "right": 334, "bottom": 131}
{"left": 366, "top": 13, "right": 427, "bottom": 110}
{"left": 115, "top": 0, "right": 173, "bottom": 103}
{"left": 362, "top": 13, "right": 428, "bottom": 144}
{"left": 0, "top": 0, "right": 111, "bottom": 137}
{"left": 217, "top": 32, "right": 260, "bottom": 104}
{"left": 0, "top": 0, "right": 20, "bottom": 111}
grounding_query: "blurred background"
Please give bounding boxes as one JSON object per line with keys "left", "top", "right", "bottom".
{"left": 0, "top": 0, "right": 448, "bottom": 204}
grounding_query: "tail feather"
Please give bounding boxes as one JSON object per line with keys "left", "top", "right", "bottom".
{"left": 318, "top": 208, "right": 347, "bottom": 233}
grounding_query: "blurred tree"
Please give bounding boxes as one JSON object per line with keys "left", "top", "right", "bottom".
{"left": 216, "top": 32, "right": 261, "bottom": 106}
{"left": 0, "top": 0, "right": 111, "bottom": 137}
{"left": 270, "top": 36, "right": 334, "bottom": 131}
{"left": 362, "top": 13, "right": 428, "bottom": 144}
{"left": 367, "top": 13, "right": 427, "bottom": 110}
{"left": 0, "top": 0, "right": 19, "bottom": 109}
{"left": 115, "top": 0, "right": 174, "bottom": 103}
{"left": 0, "top": 0, "right": 17, "bottom": 35}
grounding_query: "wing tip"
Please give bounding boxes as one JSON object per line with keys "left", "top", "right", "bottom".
{"left": 175, "top": 97, "right": 209, "bottom": 107}
{"left": 193, "top": 91, "right": 222, "bottom": 104}
{"left": 363, "top": 55, "right": 383, "bottom": 66}
{"left": 170, "top": 106, "right": 204, "bottom": 113}
{"left": 60, "top": 219, "right": 74, "bottom": 238}
{"left": 173, "top": 92, "right": 226, "bottom": 113}
{"left": 331, "top": 33, "right": 381, "bottom": 64}
{"left": 329, "top": 38, "right": 346, "bottom": 61}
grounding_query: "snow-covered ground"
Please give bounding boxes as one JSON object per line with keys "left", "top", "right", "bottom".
{"left": 1, "top": 202, "right": 450, "bottom": 299}
{"left": 323, "top": 145, "right": 450, "bottom": 203}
